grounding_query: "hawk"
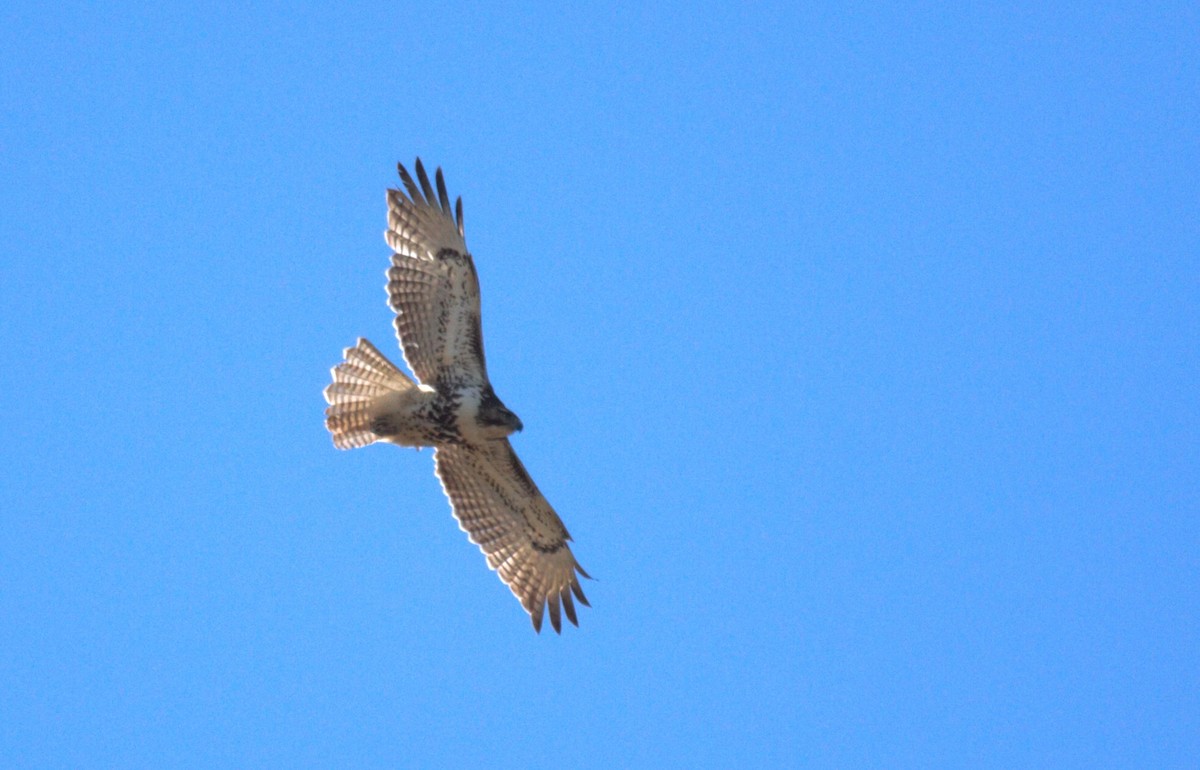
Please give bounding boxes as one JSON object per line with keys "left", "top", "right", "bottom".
{"left": 323, "top": 160, "right": 590, "bottom": 633}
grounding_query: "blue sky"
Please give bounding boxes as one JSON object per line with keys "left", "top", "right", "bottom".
{"left": 2, "top": 2, "right": 1197, "bottom": 767}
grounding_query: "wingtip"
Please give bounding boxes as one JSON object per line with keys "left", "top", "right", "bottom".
{"left": 562, "top": 589, "right": 579, "bottom": 627}
{"left": 396, "top": 161, "right": 421, "bottom": 202}
{"left": 548, "top": 594, "right": 563, "bottom": 634}
{"left": 571, "top": 575, "right": 591, "bottom": 608}
{"left": 392, "top": 159, "right": 463, "bottom": 236}
{"left": 435, "top": 167, "right": 452, "bottom": 215}
{"left": 414, "top": 158, "right": 436, "bottom": 204}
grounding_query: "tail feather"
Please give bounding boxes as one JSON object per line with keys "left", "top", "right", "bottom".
{"left": 324, "top": 338, "right": 415, "bottom": 449}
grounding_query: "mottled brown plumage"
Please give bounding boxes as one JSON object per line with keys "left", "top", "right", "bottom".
{"left": 323, "top": 160, "right": 590, "bottom": 633}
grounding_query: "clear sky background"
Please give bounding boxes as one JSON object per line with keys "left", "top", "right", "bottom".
{"left": 2, "top": 2, "right": 1197, "bottom": 767}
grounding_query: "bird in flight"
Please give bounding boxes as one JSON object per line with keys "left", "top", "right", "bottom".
{"left": 323, "top": 160, "right": 590, "bottom": 633}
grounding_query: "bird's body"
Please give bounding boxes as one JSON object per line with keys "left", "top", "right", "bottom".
{"left": 323, "top": 160, "right": 589, "bottom": 633}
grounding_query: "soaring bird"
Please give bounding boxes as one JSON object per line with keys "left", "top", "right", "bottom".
{"left": 323, "top": 160, "right": 590, "bottom": 633}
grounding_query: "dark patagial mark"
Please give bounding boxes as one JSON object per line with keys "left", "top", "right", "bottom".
{"left": 501, "top": 443, "right": 539, "bottom": 497}
{"left": 464, "top": 321, "right": 485, "bottom": 365}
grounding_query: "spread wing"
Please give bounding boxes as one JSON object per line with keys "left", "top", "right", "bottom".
{"left": 434, "top": 441, "right": 591, "bottom": 633}
{"left": 384, "top": 159, "right": 488, "bottom": 388}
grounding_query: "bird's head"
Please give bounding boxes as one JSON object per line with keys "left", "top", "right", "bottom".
{"left": 476, "top": 388, "right": 523, "bottom": 439}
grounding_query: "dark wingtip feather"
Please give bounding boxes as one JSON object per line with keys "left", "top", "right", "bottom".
{"left": 396, "top": 162, "right": 422, "bottom": 202}
{"left": 414, "top": 158, "right": 436, "bottom": 205}
{"left": 455, "top": 197, "right": 464, "bottom": 236}
{"left": 548, "top": 594, "right": 562, "bottom": 634}
{"left": 435, "top": 167, "right": 452, "bottom": 215}
{"left": 562, "top": 589, "right": 578, "bottom": 627}
{"left": 530, "top": 601, "right": 545, "bottom": 633}
{"left": 571, "top": 576, "right": 590, "bottom": 607}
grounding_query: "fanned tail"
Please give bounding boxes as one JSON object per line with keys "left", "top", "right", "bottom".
{"left": 323, "top": 338, "right": 415, "bottom": 449}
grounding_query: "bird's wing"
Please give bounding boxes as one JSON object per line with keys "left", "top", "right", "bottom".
{"left": 434, "top": 440, "right": 591, "bottom": 633}
{"left": 384, "top": 159, "right": 487, "bottom": 387}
